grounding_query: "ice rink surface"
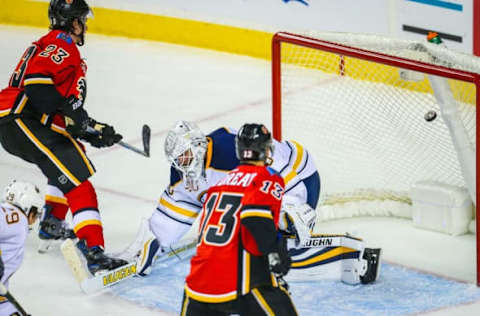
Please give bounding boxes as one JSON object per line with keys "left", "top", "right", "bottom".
{"left": 1, "top": 25, "right": 480, "bottom": 315}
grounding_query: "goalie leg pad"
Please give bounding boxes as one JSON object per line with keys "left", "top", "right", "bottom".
{"left": 341, "top": 257, "right": 367, "bottom": 285}
{"left": 136, "top": 237, "right": 161, "bottom": 277}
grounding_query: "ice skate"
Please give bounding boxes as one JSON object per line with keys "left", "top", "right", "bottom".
{"left": 76, "top": 239, "right": 129, "bottom": 275}
{"left": 38, "top": 205, "right": 76, "bottom": 253}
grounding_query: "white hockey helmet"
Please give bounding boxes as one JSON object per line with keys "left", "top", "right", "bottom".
{"left": 2, "top": 180, "right": 43, "bottom": 217}
{"left": 164, "top": 120, "right": 207, "bottom": 191}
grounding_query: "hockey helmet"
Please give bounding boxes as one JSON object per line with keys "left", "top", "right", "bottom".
{"left": 2, "top": 180, "right": 43, "bottom": 218}
{"left": 48, "top": 0, "right": 92, "bottom": 45}
{"left": 164, "top": 120, "right": 207, "bottom": 191}
{"left": 235, "top": 123, "right": 273, "bottom": 163}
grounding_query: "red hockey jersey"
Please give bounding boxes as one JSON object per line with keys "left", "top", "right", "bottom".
{"left": 185, "top": 164, "right": 285, "bottom": 303}
{"left": 0, "top": 30, "right": 86, "bottom": 132}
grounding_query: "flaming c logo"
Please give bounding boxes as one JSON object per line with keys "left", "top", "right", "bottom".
{"left": 66, "top": 0, "right": 73, "bottom": 4}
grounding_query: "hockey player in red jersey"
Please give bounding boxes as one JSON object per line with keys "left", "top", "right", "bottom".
{"left": 0, "top": 0, "right": 127, "bottom": 274}
{"left": 181, "top": 123, "right": 298, "bottom": 316}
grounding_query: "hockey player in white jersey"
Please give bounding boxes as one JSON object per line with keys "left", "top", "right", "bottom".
{"left": 0, "top": 180, "right": 42, "bottom": 316}
{"left": 135, "top": 121, "right": 381, "bottom": 285}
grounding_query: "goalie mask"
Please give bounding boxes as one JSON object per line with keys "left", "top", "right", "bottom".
{"left": 164, "top": 121, "right": 207, "bottom": 191}
{"left": 2, "top": 180, "right": 43, "bottom": 219}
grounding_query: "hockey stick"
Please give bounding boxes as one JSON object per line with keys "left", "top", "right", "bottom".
{"left": 61, "top": 237, "right": 196, "bottom": 294}
{"left": 61, "top": 239, "right": 137, "bottom": 294}
{"left": 87, "top": 124, "right": 151, "bottom": 157}
{"left": 0, "top": 282, "right": 30, "bottom": 316}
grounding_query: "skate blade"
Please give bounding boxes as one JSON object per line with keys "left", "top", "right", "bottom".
{"left": 38, "top": 239, "right": 54, "bottom": 254}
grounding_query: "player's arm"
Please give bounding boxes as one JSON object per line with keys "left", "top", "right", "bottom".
{"left": 151, "top": 171, "right": 202, "bottom": 246}
{"left": 240, "top": 205, "right": 277, "bottom": 255}
{"left": 23, "top": 39, "right": 90, "bottom": 134}
{"left": 23, "top": 78, "right": 65, "bottom": 114}
{"left": 241, "top": 205, "right": 291, "bottom": 276}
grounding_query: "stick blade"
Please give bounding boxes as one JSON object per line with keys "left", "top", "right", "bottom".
{"left": 142, "top": 124, "right": 151, "bottom": 157}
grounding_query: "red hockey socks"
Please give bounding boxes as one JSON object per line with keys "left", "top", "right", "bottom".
{"left": 44, "top": 184, "right": 69, "bottom": 220}
{"left": 65, "top": 180, "right": 105, "bottom": 248}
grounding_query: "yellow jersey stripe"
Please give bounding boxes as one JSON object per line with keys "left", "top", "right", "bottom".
{"left": 0, "top": 109, "right": 10, "bottom": 117}
{"left": 240, "top": 210, "right": 273, "bottom": 220}
{"left": 45, "top": 194, "right": 68, "bottom": 205}
{"left": 40, "top": 113, "right": 49, "bottom": 124}
{"left": 242, "top": 250, "right": 251, "bottom": 295}
{"left": 271, "top": 273, "right": 278, "bottom": 287}
{"left": 252, "top": 288, "right": 275, "bottom": 316}
{"left": 49, "top": 124, "right": 95, "bottom": 176}
{"left": 69, "top": 137, "right": 95, "bottom": 176}
{"left": 23, "top": 77, "right": 54, "bottom": 85}
{"left": 159, "top": 198, "right": 197, "bottom": 218}
{"left": 15, "top": 119, "right": 81, "bottom": 186}
{"left": 180, "top": 295, "right": 189, "bottom": 316}
{"left": 14, "top": 94, "right": 28, "bottom": 114}
{"left": 184, "top": 284, "right": 237, "bottom": 303}
{"left": 50, "top": 124, "right": 67, "bottom": 135}
{"left": 291, "top": 246, "right": 356, "bottom": 268}
{"left": 283, "top": 140, "right": 304, "bottom": 185}
{"left": 74, "top": 219, "right": 103, "bottom": 233}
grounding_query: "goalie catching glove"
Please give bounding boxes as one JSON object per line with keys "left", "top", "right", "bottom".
{"left": 81, "top": 119, "right": 123, "bottom": 148}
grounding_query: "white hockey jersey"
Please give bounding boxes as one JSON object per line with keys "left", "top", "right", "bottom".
{"left": 149, "top": 127, "right": 319, "bottom": 247}
{"left": 0, "top": 202, "right": 29, "bottom": 314}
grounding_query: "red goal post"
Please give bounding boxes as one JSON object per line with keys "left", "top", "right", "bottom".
{"left": 271, "top": 32, "right": 480, "bottom": 285}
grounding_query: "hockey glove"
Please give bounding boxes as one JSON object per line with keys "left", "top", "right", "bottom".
{"left": 62, "top": 95, "right": 89, "bottom": 138}
{"left": 82, "top": 119, "right": 123, "bottom": 148}
{"left": 267, "top": 234, "right": 291, "bottom": 277}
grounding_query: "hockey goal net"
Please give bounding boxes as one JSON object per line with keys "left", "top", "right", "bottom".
{"left": 272, "top": 32, "right": 480, "bottom": 284}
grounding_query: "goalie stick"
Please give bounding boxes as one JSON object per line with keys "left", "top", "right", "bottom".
{"left": 0, "top": 282, "right": 30, "bottom": 316}
{"left": 61, "top": 239, "right": 137, "bottom": 294}
{"left": 87, "top": 124, "right": 151, "bottom": 157}
{"left": 300, "top": 234, "right": 364, "bottom": 250}
{"left": 61, "top": 237, "right": 196, "bottom": 294}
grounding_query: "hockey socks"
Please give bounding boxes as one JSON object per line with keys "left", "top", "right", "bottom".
{"left": 65, "top": 180, "right": 104, "bottom": 248}
{"left": 44, "top": 184, "right": 69, "bottom": 220}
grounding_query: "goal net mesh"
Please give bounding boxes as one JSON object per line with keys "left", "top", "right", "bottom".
{"left": 273, "top": 32, "right": 478, "bottom": 222}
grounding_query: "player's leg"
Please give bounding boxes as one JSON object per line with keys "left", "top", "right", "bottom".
{"left": 240, "top": 286, "right": 298, "bottom": 316}
{"left": 0, "top": 298, "right": 19, "bottom": 316}
{"left": 38, "top": 182, "right": 76, "bottom": 253}
{"left": 2, "top": 118, "right": 127, "bottom": 273}
{"left": 0, "top": 270, "right": 19, "bottom": 316}
{"left": 180, "top": 292, "right": 229, "bottom": 316}
{"left": 136, "top": 209, "right": 191, "bottom": 276}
